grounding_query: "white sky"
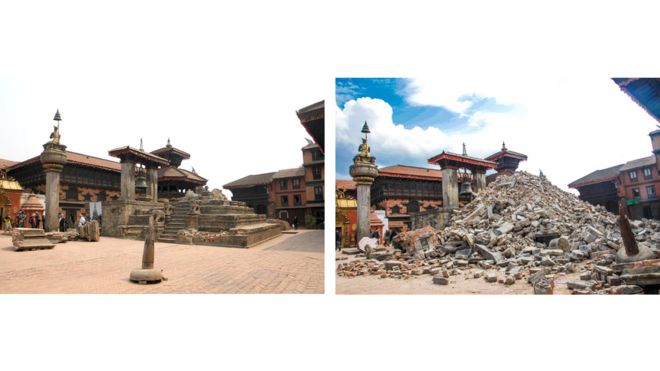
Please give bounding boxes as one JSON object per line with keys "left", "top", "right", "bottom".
{"left": 0, "top": 2, "right": 327, "bottom": 196}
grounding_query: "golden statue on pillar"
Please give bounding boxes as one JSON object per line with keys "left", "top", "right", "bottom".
{"left": 50, "top": 125, "right": 61, "bottom": 145}
{"left": 50, "top": 109, "right": 62, "bottom": 145}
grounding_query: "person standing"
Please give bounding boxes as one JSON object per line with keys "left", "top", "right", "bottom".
{"left": 18, "top": 210, "right": 25, "bottom": 228}
{"left": 29, "top": 213, "right": 35, "bottom": 228}
{"left": 78, "top": 212, "right": 87, "bottom": 227}
{"left": 293, "top": 216, "right": 298, "bottom": 230}
{"left": 35, "top": 211, "right": 41, "bottom": 229}
{"left": 58, "top": 213, "right": 67, "bottom": 232}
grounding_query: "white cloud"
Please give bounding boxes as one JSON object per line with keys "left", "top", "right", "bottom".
{"left": 337, "top": 77, "right": 659, "bottom": 192}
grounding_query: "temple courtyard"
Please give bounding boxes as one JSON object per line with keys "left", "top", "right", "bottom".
{"left": 0, "top": 230, "right": 323, "bottom": 294}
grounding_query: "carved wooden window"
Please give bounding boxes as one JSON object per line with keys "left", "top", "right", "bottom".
{"left": 279, "top": 179, "right": 287, "bottom": 190}
{"left": 292, "top": 178, "right": 301, "bottom": 189}
{"left": 281, "top": 195, "right": 289, "bottom": 206}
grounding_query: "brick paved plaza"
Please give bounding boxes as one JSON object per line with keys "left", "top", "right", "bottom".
{"left": 0, "top": 230, "right": 323, "bottom": 294}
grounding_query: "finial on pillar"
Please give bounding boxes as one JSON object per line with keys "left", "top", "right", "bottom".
{"left": 53, "top": 109, "right": 61, "bottom": 123}
{"left": 140, "top": 138, "right": 144, "bottom": 151}
{"left": 462, "top": 143, "right": 467, "bottom": 156}
{"left": 361, "top": 121, "right": 371, "bottom": 141}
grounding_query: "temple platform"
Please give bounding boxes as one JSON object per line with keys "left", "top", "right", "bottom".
{"left": 158, "top": 193, "right": 284, "bottom": 248}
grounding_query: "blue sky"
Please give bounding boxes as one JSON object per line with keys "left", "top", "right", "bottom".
{"left": 335, "top": 77, "right": 517, "bottom": 179}
{"left": 335, "top": 77, "right": 659, "bottom": 191}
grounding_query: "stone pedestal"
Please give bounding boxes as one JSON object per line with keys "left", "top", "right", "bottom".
{"left": 350, "top": 161, "right": 378, "bottom": 243}
{"left": 474, "top": 171, "right": 487, "bottom": 193}
{"left": 120, "top": 160, "right": 136, "bottom": 201}
{"left": 441, "top": 167, "right": 458, "bottom": 209}
{"left": 40, "top": 142, "right": 67, "bottom": 232}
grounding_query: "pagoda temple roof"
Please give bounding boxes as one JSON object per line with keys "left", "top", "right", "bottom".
{"left": 613, "top": 78, "right": 660, "bottom": 123}
{"left": 223, "top": 172, "right": 276, "bottom": 189}
{"left": 485, "top": 148, "right": 528, "bottom": 162}
{"left": 158, "top": 166, "right": 207, "bottom": 185}
{"left": 428, "top": 151, "right": 497, "bottom": 169}
{"left": 151, "top": 144, "right": 191, "bottom": 160}
{"left": 378, "top": 164, "right": 442, "bottom": 181}
{"left": 108, "top": 146, "right": 170, "bottom": 167}
{"left": 568, "top": 163, "right": 623, "bottom": 188}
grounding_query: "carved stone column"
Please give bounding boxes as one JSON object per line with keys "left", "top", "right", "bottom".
{"left": 441, "top": 167, "right": 459, "bottom": 209}
{"left": 40, "top": 142, "right": 67, "bottom": 232}
{"left": 146, "top": 166, "right": 159, "bottom": 202}
{"left": 120, "top": 160, "right": 136, "bottom": 201}
{"left": 349, "top": 159, "right": 378, "bottom": 243}
{"left": 474, "top": 170, "right": 487, "bottom": 193}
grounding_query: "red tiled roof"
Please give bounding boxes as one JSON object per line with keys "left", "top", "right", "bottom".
{"left": 158, "top": 166, "right": 207, "bottom": 184}
{"left": 0, "top": 158, "right": 18, "bottom": 170}
{"left": 336, "top": 179, "right": 356, "bottom": 190}
{"left": 485, "top": 149, "right": 528, "bottom": 162}
{"left": 428, "top": 151, "right": 497, "bottom": 169}
{"left": 378, "top": 165, "right": 442, "bottom": 181}
{"left": 7, "top": 151, "right": 121, "bottom": 173}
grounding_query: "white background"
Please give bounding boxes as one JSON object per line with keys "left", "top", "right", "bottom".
{"left": 1, "top": 1, "right": 659, "bottom": 370}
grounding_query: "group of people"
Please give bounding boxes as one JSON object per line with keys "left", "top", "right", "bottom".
{"left": 2, "top": 210, "right": 82, "bottom": 232}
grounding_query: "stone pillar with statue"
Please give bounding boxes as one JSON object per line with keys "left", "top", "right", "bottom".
{"left": 349, "top": 121, "right": 378, "bottom": 243}
{"left": 39, "top": 110, "right": 68, "bottom": 232}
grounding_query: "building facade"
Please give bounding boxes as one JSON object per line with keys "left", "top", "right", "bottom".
{"left": 3, "top": 138, "right": 207, "bottom": 225}
{"left": 271, "top": 167, "right": 306, "bottom": 226}
{"left": 371, "top": 165, "right": 443, "bottom": 230}
{"left": 223, "top": 172, "right": 275, "bottom": 215}
{"left": 302, "top": 142, "right": 324, "bottom": 226}
{"left": 569, "top": 130, "right": 660, "bottom": 219}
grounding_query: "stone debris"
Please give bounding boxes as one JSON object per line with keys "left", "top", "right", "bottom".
{"left": 337, "top": 172, "right": 660, "bottom": 294}
{"left": 12, "top": 228, "right": 55, "bottom": 251}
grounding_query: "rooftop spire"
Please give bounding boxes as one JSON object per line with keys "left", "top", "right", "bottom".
{"left": 53, "top": 109, "right": 61, "bottom": 122}
{"left": 167, "top": 138, "right": 171, "bottom": 147}
{"left": 140, "top": 138, "right": 144, "bottom": 151}
{"left": 502, "top": 141, "right": 507, "bottom": 151}
{"left": 462, "top": 143, "right": 467, "bottom": 156}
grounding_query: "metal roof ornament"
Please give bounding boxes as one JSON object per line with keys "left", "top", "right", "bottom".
{"left": 361, "top": 121, "right": 371, "bottom": 141}
{"left": 53, "top": 109, "right": 62, "bottom": 122}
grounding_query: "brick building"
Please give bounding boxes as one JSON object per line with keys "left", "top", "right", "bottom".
{"left": 569, "top": 130, "right": 660, "bottom": 219}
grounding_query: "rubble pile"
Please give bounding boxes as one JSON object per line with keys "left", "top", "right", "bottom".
{"left": 337, "top": 172, "right": 660, "bottom": 294}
